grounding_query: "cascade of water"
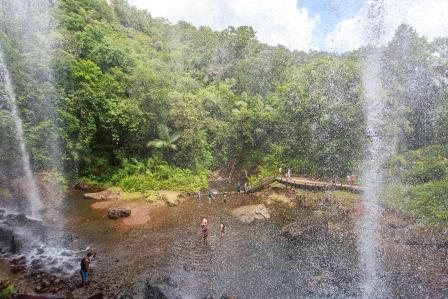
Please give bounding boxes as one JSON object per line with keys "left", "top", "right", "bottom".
{"left": 359, "top": 49, "right": 386, "bottom": 298}
{"left": 358, "top": 1, "right": 391, "bottom": 297}
{"left": 0, "top": 47, "right": 43, "bottom": 218}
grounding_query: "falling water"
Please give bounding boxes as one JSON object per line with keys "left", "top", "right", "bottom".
{"left": 358, "top": 1, "right": 391, "bottom": 297}
{"left": 0, "top": 47, "right": 43, "bottom": 218}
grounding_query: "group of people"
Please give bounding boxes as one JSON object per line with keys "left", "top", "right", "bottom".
{"left": 201, "top": 218, "right": 225, "bottom": 243}
{"left": 235, "top": 181, "right": 250, "bottom": 193}
{"left": 279, "top": 167, "right": 292, "bottom": 178}
{"left": 195, "top": 190, "right": 217, "bottom": 203}
{"left": 347, "top": 173, "right": 357, "bottom": 185}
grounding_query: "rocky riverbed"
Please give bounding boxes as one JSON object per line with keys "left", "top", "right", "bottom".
{"left": 0, "top": 184, "right": 447, "bottom": 298}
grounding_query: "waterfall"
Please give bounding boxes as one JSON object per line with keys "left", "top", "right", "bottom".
{"left": 358, "top": 1, "right": 393, "bottom": 297}
{"left": 359, "top": 48, "right": 386, "bottom": 298}
{"left": 0, "top": 47, "right": 43, "bottom": 218}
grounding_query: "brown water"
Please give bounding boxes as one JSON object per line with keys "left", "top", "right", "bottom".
{"left": 62, "top": 192, "right": 360, "bottom": 298}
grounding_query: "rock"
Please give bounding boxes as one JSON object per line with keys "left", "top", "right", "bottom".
{"left": 73, "top": 181, "right": 93, "bottom": 191}
{"left": 84, "top": 187, "right": 124, "bottom": 201}
{"left": 107, "top": 207, "right": 131, "bottom": 219}
{"left": 143, "top": 281, "right": 167, "bottom": 299}
{"left": 220, "top": 295, "right": 238, "bottom": 299}
{"left": 156, "top": 191, "right": 181, "bottom": 206}
{"left": 0, "top": 226, "right": 22, "bottom": 253}
{"left": 231, "top": 204, "right": 270, "bottom": 223}
{"left": 282, "top": 212, "right": 328, "bottom": 239}
{"left": 41, "top": 279, "right": 50, "bottom": 288}
{"left": 183, "top": 264, "right": 194, "bottom": 272}
{"left": 307, "top": 271, "right": 338, "bottom": 296}
{"left": 270, "top": 181, "right": 287, "bottom": 190}
{"left": 266, "top": 192, "right": 293, "bottom": 206}
{"left": 156, "top": 276, "right": 177, "bottom": 288}
{"left": 88, "top": 293, "right": 104, "bottom": 299}
{"left": 4, "top": 213, "right": 43, "bottom": 227}
{"left": 10, "top": 256, "right": 27, "bottom": 273}
{"left": 31, "top": 259, "right": 44, "bottom": 270}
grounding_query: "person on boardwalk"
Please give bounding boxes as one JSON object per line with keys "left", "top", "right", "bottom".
{"left": 287, "top": 168, "right": 291, "bottom": 178}
{"left": 243, "top": 182, "right": 248, "bottom": 193}
{"left": 80, "top": 252, "right": 93, "bottom": 287}
{"left": 236, "top": 181, "right": 241, "bottom": 193}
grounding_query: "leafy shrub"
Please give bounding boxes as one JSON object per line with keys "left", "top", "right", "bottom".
{"left": 90, "top": 158, "right": 209, "bottom": 192}
{"left": 407, "top": 180, "right": 448, "bottom": 225}
{"left": 400, "top": 144, "right": 448, "bottom": 184}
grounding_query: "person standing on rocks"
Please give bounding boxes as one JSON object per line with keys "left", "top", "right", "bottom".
{"left": 236, "top": 181, "right": 241, "bottom": 193}
{"left": 80, "top": 252, "right": 93, "bottom": 287}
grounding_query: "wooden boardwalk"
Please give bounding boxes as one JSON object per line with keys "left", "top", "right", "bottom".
{"left": 248, "top": 176, "right": 365, "bottom": 194}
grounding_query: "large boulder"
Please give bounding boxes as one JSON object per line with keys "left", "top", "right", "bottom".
{"left": 155, "top": 191, "right": 182, "bottom": 207}
{"left": 84, "top": 187, "right": 123, "bottom": 201}
{"left": 0, "top": 226, "right": 21, "bottom": 253}
{"left": 107, "top": 207, "right": 131, "bottom": 219}
{"left": 282, "top": 211, "right": 328, "bottom": 239}
{"left": 231, "top": 204, "right": 270, "bottom": 223}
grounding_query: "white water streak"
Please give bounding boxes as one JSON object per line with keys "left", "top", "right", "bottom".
{"left": 359, "top": 0, "right": 392, "bottom": 297}
{"left": 0, "top": 47, "right": 43, "bottom": 218}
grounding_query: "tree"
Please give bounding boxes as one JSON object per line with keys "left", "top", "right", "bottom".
{"left": 147, "top": 125, "right": 180, "bottom": 161}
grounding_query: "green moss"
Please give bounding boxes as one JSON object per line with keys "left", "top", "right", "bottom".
{"left": 122, "top": 191, "right": 145, "bottom": 202}
{"left": 267, "top": 192, "right": 291, "bottom": 205}
{"left": 0, "top": 188, "right": 12, "bottom": 200}
{"left": 0, "top": 278, "right": 16, "bottom": 299}
{"left": 157, "top": 190, "right": 181, "bottom": 206}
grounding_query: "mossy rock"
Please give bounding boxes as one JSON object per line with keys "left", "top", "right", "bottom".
{"left": 144, "top": 191, "right": 159, "bottom": 203}
{"left": 123, "top": 191, "right": 145, "bottom": 201}
{"left": 270, "top": 182, "right": 287, "bottom": 190}
{"left": 266, "top": 192, "right": 291, "bottom": 205}
{"left": 157, "top": 190, "right": 181, "bottom": 206}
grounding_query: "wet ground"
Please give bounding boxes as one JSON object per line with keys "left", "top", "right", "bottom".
{"left": 62, "top": 192, "right": 360, "bottom": 298}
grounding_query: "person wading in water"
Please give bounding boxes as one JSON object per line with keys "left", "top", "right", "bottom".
{"left": 80, "top": 252, "right": 93, "bottom": 287}
{"left": 220, "top": 223, "right": 225, "bottom": 239}
{"left": 201, "top": 225, "right": 208, "bottom": 243}
{"left": 201, "top": 218, "right": 208, "bottom": 228}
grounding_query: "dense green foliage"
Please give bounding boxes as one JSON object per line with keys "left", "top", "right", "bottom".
{"left": 0, "top": 0, "right": 447, "bottom": 200}
{"left": 387, "top": 144, "right": 448, "bottom": 226}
